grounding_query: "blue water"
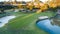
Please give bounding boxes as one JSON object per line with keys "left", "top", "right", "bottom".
{"left": 36, "top": 19, "right": 60, "bottom": 34}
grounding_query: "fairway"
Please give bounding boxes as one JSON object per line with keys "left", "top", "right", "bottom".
{"left": 0, "top": 11, "right": 55, "bottom": 34}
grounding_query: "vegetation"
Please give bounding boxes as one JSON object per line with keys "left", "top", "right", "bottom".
{"left": 0, "top": 5, "right": 17, "bottom": 13}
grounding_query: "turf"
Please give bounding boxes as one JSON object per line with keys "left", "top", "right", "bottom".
{"left": 0, "top": 11, "right": 55, "bottom": 34}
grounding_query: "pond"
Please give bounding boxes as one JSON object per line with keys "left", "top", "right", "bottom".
{"left": 0, "top": 16, "right": 16, "bottom": 27}
{"left": 36, "top": 16, "right": 60, "bottom": 34}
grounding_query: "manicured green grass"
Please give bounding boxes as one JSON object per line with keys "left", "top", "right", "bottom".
{"left": 0, "top": 11, "right": 55, "bottom": 34}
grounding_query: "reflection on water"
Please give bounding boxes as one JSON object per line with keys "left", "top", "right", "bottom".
{"left": 0, "top": 16, "right": 16, "bottom": 27}
{"left": 36, "top": 18, "right": 60, "bottom": 34}
{"left": 52, "top": 14, "right": 60, "bottom": 26}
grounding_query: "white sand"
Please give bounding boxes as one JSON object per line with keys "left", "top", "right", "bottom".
{"left": 39, "top": 16, "right": 48, "bottom": 19}
{"left": 0, "top": 16, "right": 16, "bottom": 27}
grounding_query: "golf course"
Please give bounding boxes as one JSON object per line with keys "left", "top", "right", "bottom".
{"left": 0, "top": 10, "right": 55, "bottom": 34}
{"left": 0, "top": 0, "right": 60, "bottom": 34}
